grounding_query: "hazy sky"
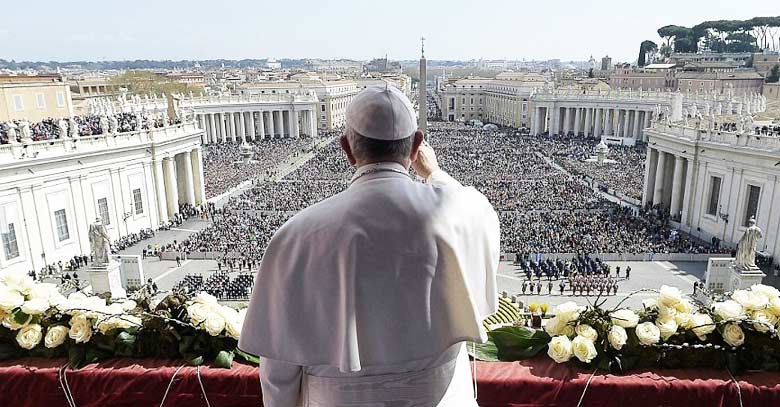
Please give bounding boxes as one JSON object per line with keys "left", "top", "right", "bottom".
{"left": 1, "top": 0, "right": 771, "bottom": 62}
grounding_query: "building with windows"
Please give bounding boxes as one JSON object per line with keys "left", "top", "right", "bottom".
{"left": 643, "top": 121, "right": 780, "bottom": 264}
{"left": 0, "top": 75, "right": 74, "bottom": 122}
{"left": 0, "top": 121, "right": 205, "bottom": 274}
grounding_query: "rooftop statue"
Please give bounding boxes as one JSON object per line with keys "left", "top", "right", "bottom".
{"left": 89, "top": 218, "right": 112, "bottom": 267}
{"left": 735, "top": 217, "right": 763, "bottom": 270}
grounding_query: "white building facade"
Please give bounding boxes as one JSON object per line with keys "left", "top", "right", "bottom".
{"left": 644, "top": 122, "right": 780, "bottom": 265}
{"left": 0, "top": 122, "right": 206, "bottom": 274}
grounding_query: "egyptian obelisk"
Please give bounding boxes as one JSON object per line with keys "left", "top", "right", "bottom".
{"left": 418, "top": 37, "right": 428, "bottom": 134}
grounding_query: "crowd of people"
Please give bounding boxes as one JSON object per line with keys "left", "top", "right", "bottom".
{"left": 202, "top": 139, "right": 311, "bottom": 198}
{"left": 173, "top": 271, "right": 254, "bottom": 300}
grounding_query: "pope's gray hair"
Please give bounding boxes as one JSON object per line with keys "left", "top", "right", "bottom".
{"left": 346, "top": 128, "right": 413, "bottom": 163}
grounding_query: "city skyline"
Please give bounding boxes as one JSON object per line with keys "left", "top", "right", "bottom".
{"left": 2, "top": 0, "right": 774, "bottom": 63}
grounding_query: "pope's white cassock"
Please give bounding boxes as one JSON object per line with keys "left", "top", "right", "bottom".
{"left": 239, "top": 88, "right": 500, "bottom": 407}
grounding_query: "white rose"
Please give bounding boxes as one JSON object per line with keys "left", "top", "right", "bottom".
{"left": 674, "top": 299, "right": 694, "bottom": 314}
{"left": 642, "top": 298, "right": 658, "bottom": 310}
{"left": 658, "top": 305, "right": 678, "bottom": 320}
{"left": 674, "top": 311, "right": 693, "bottom": 329}
{"left": 0, "top": 285, "right": 24, "bottom": 311}
{"left": 69, "top": 314, "right": 93, "bottom": 343}
{"left": 21, "top": 298, "right": 50, "bottom": 315}
{"left": 194, "top": 292, "right": 219, "bottom": 306}
{"left": 187, "top": 303, "right": 210, "bottom": 325}
{"left": 546, "top": 335, "right": 573, "bottom": 363}
{"left": 721, "top": 323, "right": 745, "bottom": 347}
{"left": 554, "top": 302, "right": 581, "bottom": 322}
{"left": 751, "top": 310, "right": 778, "bottom": 333}
{"left": 751, "top": 284, "right": 780, "bottom": 301}
{"left": 610, "top": 309, "right": 639, "bottom": 328}
{"left": 732, "top": 289, "right": 768, "bottom": 311}
{"left": 18, "top": 321, "right": 41, "bottom": 343}
{"left": 768, "top": 297, "right": 780, "bottom": 317}
{"left": 204, "top": 312, "right": 226, "bottom": 336}
{"left": 97, "top": 315, "right": 141, "bottom": 334}
{"left": 544, "top": 316, "right": 571, "bottom": 337}
{"left": 575, "top": 324, "right": 598, "bottom": 342}
{"left": 16, "top": 324, "right": 43, "bottom": 350}
{"left": 635, "top": 322, "right": 661, "bottom": 345}
{"left": 3, "top": 273, "right": 34, "bottom": 296}
{"left": 571, "top": 335, "right": 598, "bottom": 363}
{"left": 44, "top": 325, "right": 69, "bottom": 348}
{"left": 608, "top": 325, "right": 628, "bottom": 350}
{"left": 226, "top": 317, "right": 243, "bottom": 339}
{"left": 655, "top": 317, "right": 678, "bottom": 340}
{"left": 28, "top": 283, "right": 58, "bottom": 301}
{"left": 714, "top": 300, "right": 745, "bottom": 321}
{"left": 2, "top": 313, "right": 31, "bottom": 330}
{"left": 658, "top": 285, "right": 683, "bottom": 308}
{"left": 690, "top": 313, "right": 716, "bottom": 340}
{"left": 120, "top": 300, "right": 137, "bottom": 312}
{"left": 218, "top": 305, "right": 238, "bottom": 321}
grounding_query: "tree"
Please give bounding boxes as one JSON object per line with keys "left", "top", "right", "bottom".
{"left": 638, "top": 40, "right": 658, "bottom": 66}
{"left": 110, "top": 71, "right": 203, "bottom": 97}
{"left": 768, "top": 65, "right": 780, "bottom": 83}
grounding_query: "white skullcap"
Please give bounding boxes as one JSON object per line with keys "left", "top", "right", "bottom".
{"left": 345, "top": 85, "right": 417, "bottom": 140}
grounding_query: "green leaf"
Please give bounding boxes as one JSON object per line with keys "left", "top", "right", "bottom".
{"left": 178, "top": 335, "right": 195, "bottom": 355}
{"left": 235, "top": 348, "right": 261, "bottom": 365}
{"left": 488, "top": 326, "right": 551, "bottom": 361}
{"left": 12, "top": 310, "right": 30, "bottom": 325}
{"left": 184, "top": 353, "right": 204, "bottom": 366}
{"left": 0, "top": 343, "right": 20, "bottom": 360}
{"left": 68, "top": 346, "right": 86, "bottom": 369}
{"left": 467, "top": 341, "right": 499, "bottom": 362}
{"left": 214, "top": 350, "right": 234, "bottom": 369}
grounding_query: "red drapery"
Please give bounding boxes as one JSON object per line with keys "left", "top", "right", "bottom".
{"left": 1, "top": 357, "right": 779, "bottom": 406}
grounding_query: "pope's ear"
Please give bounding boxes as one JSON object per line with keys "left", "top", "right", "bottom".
{"left": 340, "top": 135, "right": 357, "bottom": 166}
{"left": 410, "top": 131, "right": 424, "bottom": 162}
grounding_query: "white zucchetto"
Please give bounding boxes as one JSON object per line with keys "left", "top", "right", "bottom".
{"left": 345, "top": 85, "right": 417, "bottom": 140}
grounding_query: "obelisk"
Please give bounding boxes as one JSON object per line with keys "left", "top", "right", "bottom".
{"left": 418, "top": 36, "right": 428, "bottom": 134}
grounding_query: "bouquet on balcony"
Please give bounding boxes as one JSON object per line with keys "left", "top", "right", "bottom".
{"left": 473, "top": 285, "right": 780, "bottom": 374}
{"left": 0, "top": 270, "right": 256, "bottom": 368}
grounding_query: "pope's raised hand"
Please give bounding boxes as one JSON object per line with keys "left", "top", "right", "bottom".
{"left": 412, "top": 139, "right": 440, "bottom": 179}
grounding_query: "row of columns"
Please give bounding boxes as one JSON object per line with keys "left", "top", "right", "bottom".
{"left": 643, "top": 148, "right": 689, "bottom": 218}
{"left": 533, "top": 106, "right": 653, "bottom": 141}
{"left": 152, "top": 147, "right": 206, "bottom": 224}
{"left": 195, "top": 109, "right": 317, "bottom": 145}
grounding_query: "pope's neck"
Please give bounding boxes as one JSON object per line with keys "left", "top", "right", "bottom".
{"left": 355, "top": 158, "right": 411, "bottom": 170}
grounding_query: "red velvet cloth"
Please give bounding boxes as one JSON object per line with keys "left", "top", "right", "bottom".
{"left": 1, "top": 357, "right": 779, "bottom": 407}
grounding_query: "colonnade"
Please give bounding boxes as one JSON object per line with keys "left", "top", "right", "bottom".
{"left": 532, "top": 106, "right": 653, "bottom": 141}
{"left": 152, "top": 146, "right": 206, "bottom": 223}
{"left": 194, "top": 109, "right": 318, "bottom": 145}
{"left": 642, "top": 148, "right": 690, "bottom": 218}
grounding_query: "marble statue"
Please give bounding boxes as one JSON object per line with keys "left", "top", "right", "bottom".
{"left": 689, "top": 103, "right": 698, "bottom": 118}
{"left": 2, "top": 122, "right": 18, "bottom": 143}
{"left": 58, "top": 118, "right": 69, "bottom": 139}
{"left": 89, "top": 218, "right": 112, "bottom": 266}
{"left": 68, "top": 118, "right": 79, "bottom": 138}
{"left": 19, "top": 120, "right": 32, "bottom": 143}
{"left": 99, "top": 115, "right": 109, "bottom": 135}
{"left": 703, "top": 102, "right": 711, "bottom": 117}
{"left": 735, "top": 217, "right": 763, "bottom": 270}
{"left": 109, "top": 115, "right": 119, "bottom": 134}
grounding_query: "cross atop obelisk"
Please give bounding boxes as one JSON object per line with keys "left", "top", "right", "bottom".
{"left": 418, "top": 36, "right": 428, "bottom": 134}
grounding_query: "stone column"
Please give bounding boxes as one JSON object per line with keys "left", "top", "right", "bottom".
{"left": 163, "top": 156, "right": 179, "bottom": 217}
{"left": 309, "top": 110, "right": 317, "bottom": 137}
{"left": 182, "top": 150, "right": 196, "bottom": 205}
{"left": 238, "top": 111, "right": 246, "bottom": 142}
{"left": 643, "top": 112, "right": 651, "bottom": 142}
{"left": 292, "top": 109, "right": 300, "bottom": 138}
{"left": 643, "top": 148, "right": 658, "bottom": 206}
{"left": 669, "top": 155, "right": 685, "bottom": 217}
{"left": 153, "top": 159, "right": 168, "bottom": 224}
{"left": 623, "top": 110, "right": 631, "bottom": 137}
{"left": 551, "top": 107, "right": 561, "bottom": 135}
{"left": 219, "top": 113, "right": 227, "bottom": 143}
{"left": 228, "top": 112, "right": 237, "bottom": 143}
{"left": 584, "top": 108, "right": 592, "bottom": 136}
{"left": 208, "top": 113, "right": 217, "bottom": 144}
{"left": 573, "top": 108, "right": 582, "bottom": 136}
{"left": 286, "top": 110, "right": 294, "bottom": 138}
{"left": 258, "top": 111, "right": 266, "bottom": 139}
{"left": 632, "top": 110, "right": 641, "bottom": 139}
{"left": 594, "top": 108, "right": 603, "bottom": 137}
{"left": 653, "top": 151, "right": 667, "bottom": 207}
{"left": 190, "top": 147, "right": 206, "bottom": 205}
{"left": 268, "top": 110, "right": 276, "bottom": 138}
{"left": 606, "top": 109, "right": 614, "bottom": 136}
{"left": 248, "top": 112, "right": 256, "bottom": 141}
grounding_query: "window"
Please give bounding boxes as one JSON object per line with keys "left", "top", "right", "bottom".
{"left": 133, "top": 189, "right": 144, "bottom": 215}
{"left": 97, "top": 198, "right": 110, "bottom": 225}
{"left": 36, "top": 93, "right": 46, "bottom": 109}
{"left": 56, "top": 92, "right": 66, "bottom": 107}
{"left": 321, "top": 105, "right": 326, "bottom": 112}
{"left": 1, "top": 223, "right": 19, "bottom": 260}
{"left": 706, "top": 177, "right": 721, "bottom": 216}
{"left": 54, "top": 209, "right": 70, "bottom": 242}
{"left": 744, "top": 185, "right": 761, "bottom": 226}
{"left": 13, "top": 95, "right": 23, "bottom": 111}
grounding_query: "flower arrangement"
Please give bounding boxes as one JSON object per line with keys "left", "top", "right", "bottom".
{"left": 0, "top": 270, "right": 256, "bottom": 368}
{"left": 473, "top": 284, "right": 780, "bottom": 373}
